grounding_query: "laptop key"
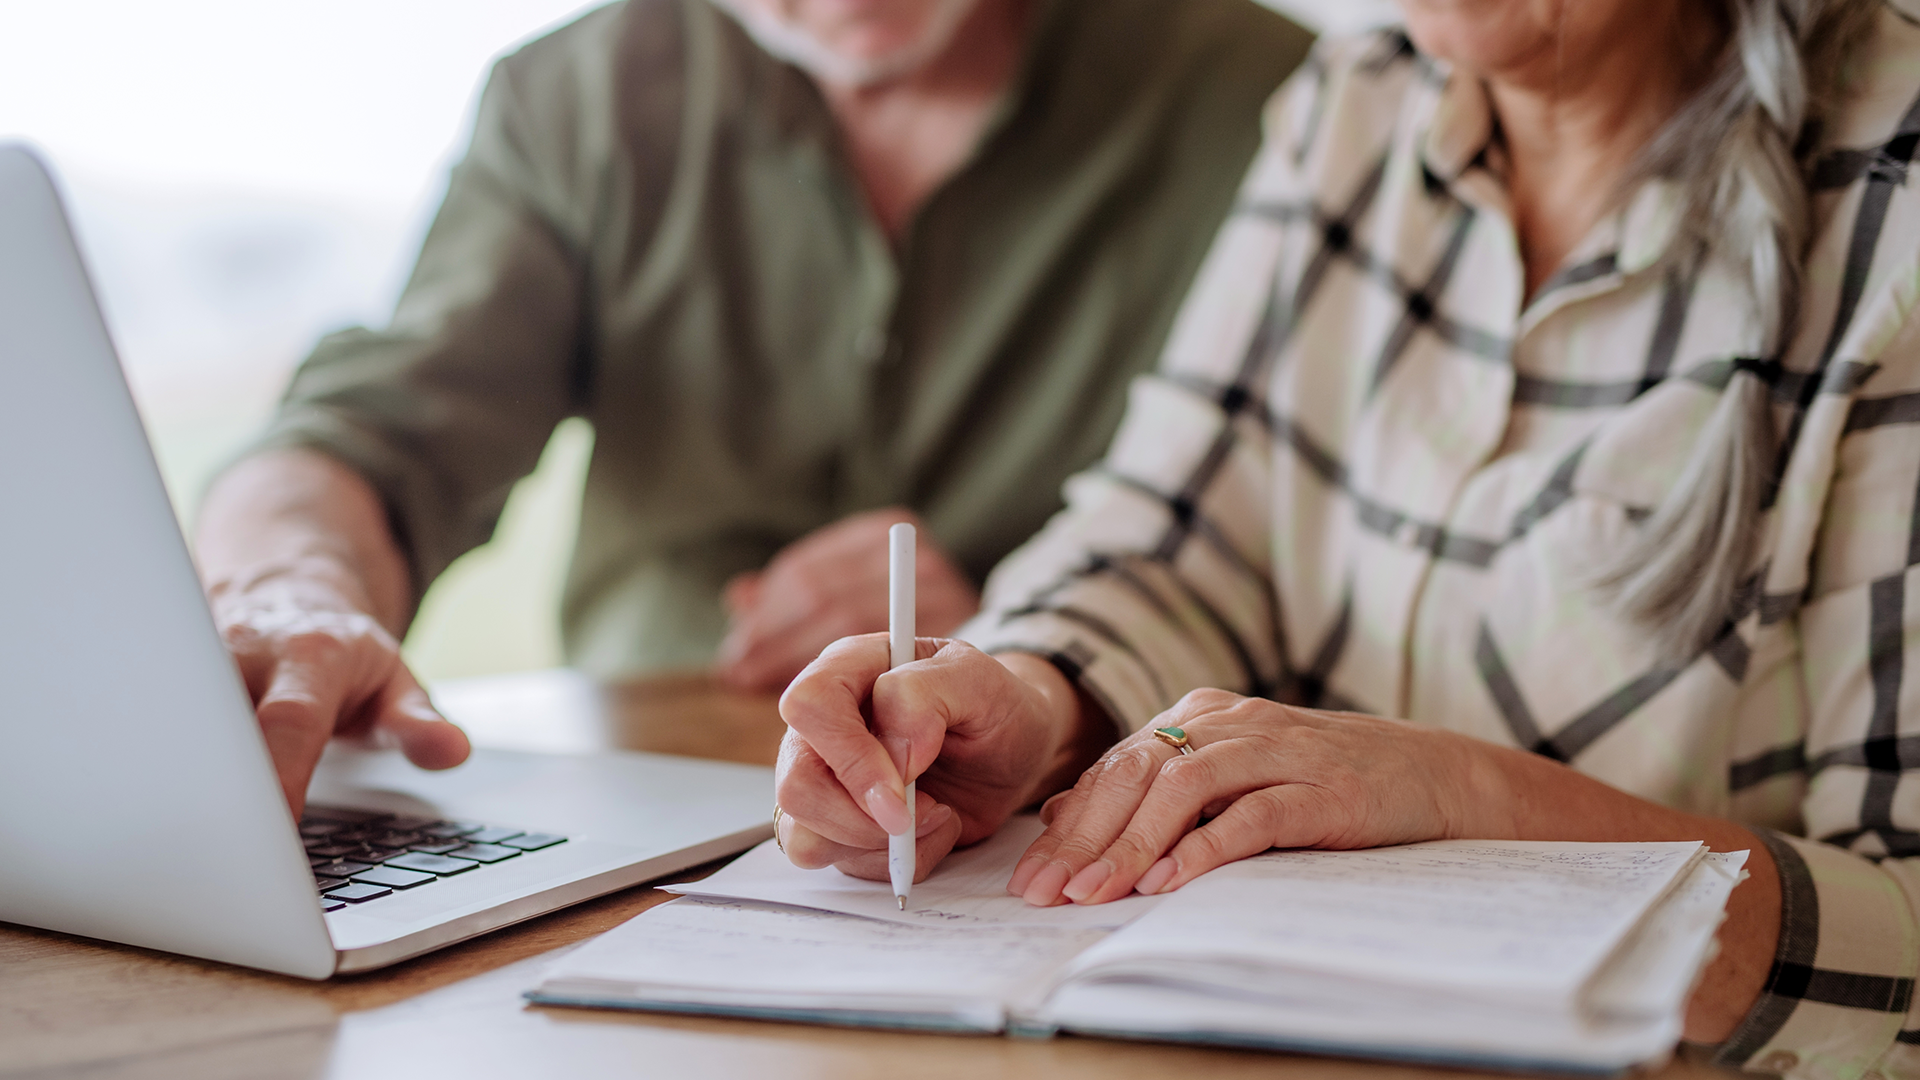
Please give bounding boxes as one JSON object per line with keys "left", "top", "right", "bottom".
{"left": 324, "top": 882, "right": 393, "bottom": 903}
{"left": 385, "top": 852, "right": 478, "bottom": 875}
{"left": 500, "top": 833, "right": 566, "bottom": 851}
{"left": 407, "top": 840, "right": 466, "bottom": 855}
{"left": 444, "top": 843, "right": 520, "bottom": 864}
{"left": 341, "top": 846, "right": 408, "bottom": 863}
{"left": 385, "top": 815, "right": 439, "bottom": 831}
{"left": 364, "top": 831, "right": 424, "bottom": 849}
{"left": 303, "top": 807, "right": 388, "bottom": 824}
{"left": 314, "top": 876, "right": 349, "bottom": 892}
{"left": 320, "top": 897, "right": 348, "bottom": 912}
{"left": 419, "top": 822, "right": 484, "bottom": 839}
{"left": 312, "top": 859, "right": 375, "bottom": 878}
{"left": 464, "top": 827, "right": 524, "bottom": 845}
{"left": 305, "top": 843, "right": 361, "bottom": 859}
{"left": 352, "top": 866, "right": 436, "bottom": 890}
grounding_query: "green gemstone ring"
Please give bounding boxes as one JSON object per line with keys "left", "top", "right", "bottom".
{"left": 1152, "top": 726, "right": 1194, "bottom": 755}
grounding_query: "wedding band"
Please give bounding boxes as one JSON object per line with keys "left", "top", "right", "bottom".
{"left": 772, "top": 805, "right": 787, "bottom": 853}
{"left": 1152, "top": 726, "right": 1194, "bottom": 755}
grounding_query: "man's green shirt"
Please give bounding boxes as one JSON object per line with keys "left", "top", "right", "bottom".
{"left": 257, "top": 0, "right": 1310, "bottom": 677}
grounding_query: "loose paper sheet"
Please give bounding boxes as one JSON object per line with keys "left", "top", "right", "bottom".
{"left": 668, "top": 813, "right": 1162, "bottom": 930}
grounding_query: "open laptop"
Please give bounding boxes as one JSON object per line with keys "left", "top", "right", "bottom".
{"left": 0, "top": 145, "right": 775, "bottom": 978}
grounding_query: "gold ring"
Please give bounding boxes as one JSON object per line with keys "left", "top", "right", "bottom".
{"left": 772, "top": 805, "right": 787, "bottom": 853}
{"left": 1152, "top": 726, "right": 1194, "bottom": 755}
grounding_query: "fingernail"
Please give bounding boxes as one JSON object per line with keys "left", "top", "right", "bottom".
{"left": 917, "top": 803, "right": 952, "bottom": 837}
{"left": 865, "top": 783, "right": 911, "bottom": 836}
{"left": 1062, "top": 860, "right": 1113, "bottom": 903}
{"left": 1135, "top": 857, "right": 1178, "bottom": 895}
{"left": 883, "top": 735, "right": 912, "bottom": 775}
{"left": 1007, "top": 854, "right": 1047, "bottom": 895}
{"left": 1022, "top": 861, "right": 1072, "bottom": 907}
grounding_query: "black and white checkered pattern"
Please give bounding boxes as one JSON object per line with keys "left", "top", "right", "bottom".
{"left": 963, "top": 13, "right": 1920, "bottom": 1077}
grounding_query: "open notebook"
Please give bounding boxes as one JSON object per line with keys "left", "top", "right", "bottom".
{"left": 529, "top": 816, "right": 1746, "bottom": 1074}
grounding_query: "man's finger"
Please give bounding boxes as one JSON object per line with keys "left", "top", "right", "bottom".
{"left": 722, "top": 571, "right": 763, "bottom": 613}
{"left": 377, "top": 676, "right": 471, "bottom": 771}
{"left": 255, "top": 658, "right": 349, "bottom": 816}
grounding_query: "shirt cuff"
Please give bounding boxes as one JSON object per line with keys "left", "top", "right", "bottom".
{"left": 956, "top": 608, "right": 1172, "bottom": 736}
{"left": 1711, "top": 831, "right": 1918, "bottom": 1078}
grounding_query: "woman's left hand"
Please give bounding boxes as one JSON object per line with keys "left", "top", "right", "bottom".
{"left": 1008, "top": 688, "right": 1499, "bottom": 906}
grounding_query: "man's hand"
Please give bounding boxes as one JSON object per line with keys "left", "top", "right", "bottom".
{"left": 196, "top": 450, "right": 469, "bottom": 816}
{"left": 715, "top": 509, "right": 980, "bottom": 693}
{"left": 210, "top": 573, "right": 469, "bottom": 817}
{"left": 772, "top": 636, "right": 1106, "bottom": 882}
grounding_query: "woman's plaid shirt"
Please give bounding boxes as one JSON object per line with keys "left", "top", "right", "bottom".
{"left": 961, "top": 10, "right": 1920, "bottom": 1077}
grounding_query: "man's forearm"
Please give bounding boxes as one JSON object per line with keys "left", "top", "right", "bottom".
{"left": 195, "top": 449, "right": 414, "bottom": 635}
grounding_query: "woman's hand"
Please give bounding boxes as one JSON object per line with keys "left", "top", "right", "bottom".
{"left": 773, "top": 637, "right": 1108, "bottom": 883}
{"left": 1009, "top": 689, "right": 1490, "bottom": 906}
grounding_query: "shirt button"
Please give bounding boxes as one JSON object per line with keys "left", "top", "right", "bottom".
{"left": 855, "top": 327, "right": 887, "bottom": 363}
{"left": 1757, "top": 1050, "right": 1799, "bottom": 1075}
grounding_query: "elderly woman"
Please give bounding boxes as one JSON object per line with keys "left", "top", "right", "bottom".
{"left": 771, "top": 0, "right": 1920, "bottom": 1072}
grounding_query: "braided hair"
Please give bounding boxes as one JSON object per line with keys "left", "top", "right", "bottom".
{"left": 1593, "top": 0, "right": 1878, "bottom": 660}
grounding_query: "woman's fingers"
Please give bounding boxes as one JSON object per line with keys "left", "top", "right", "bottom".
{"left": 1011, "top": 738, "right": 1177, "bottom": 906}
{"left": 1136, "top": 784, "right": 1339, "bottom": 894}
{"left": 782, "top": 793, "right": 959, "bottom": 874}
{"left": 779, "top": 634, "right": 920, "bottom": 834}
{"left": 1060, "top": 736, "right": 1296, "bottom": 903}
{"left": 829, "top": 800, "right": 965, "bottom": 884}
{"left": 775, "top": 732, "right": 894, "bottom": 849}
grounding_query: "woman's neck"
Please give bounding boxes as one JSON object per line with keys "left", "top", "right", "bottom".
{"left": 1483, "top": 4, "right": 1725, "bottom": 298}
{"left": 818, "top": 0, "right": 1032, "bottom": 244}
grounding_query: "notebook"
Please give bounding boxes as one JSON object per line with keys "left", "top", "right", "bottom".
{"left": 528, "top": 815, "right": 1745, "bottom": 1074}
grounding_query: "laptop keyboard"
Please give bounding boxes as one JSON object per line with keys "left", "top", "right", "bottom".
{"left": 301, "top": 805, "right": 567, "bottom": 911}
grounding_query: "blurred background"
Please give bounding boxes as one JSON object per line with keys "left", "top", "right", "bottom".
{"left": 0, "top": 0, "right": 1394, "bottom": 683}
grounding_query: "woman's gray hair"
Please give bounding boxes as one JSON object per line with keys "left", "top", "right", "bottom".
{"left": 1593, "top": 0, "right": 1878, "bottom": 661}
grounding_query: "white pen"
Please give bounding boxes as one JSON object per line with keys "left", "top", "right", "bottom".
{"left": 887, "top": 522, "right": 916, "bottom": 911}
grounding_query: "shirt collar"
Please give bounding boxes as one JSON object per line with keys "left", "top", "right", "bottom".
{"left": 1422, "top": 62, "right": 1492, "bottom": 183}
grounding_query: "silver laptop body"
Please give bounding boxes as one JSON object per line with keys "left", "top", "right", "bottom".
{"left": 0, "top": 144, "right": 773, "bottom": 978}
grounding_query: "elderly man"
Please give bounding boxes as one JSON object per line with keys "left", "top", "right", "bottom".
{"left": 195, "top": 0, "right": 1310, "bottom": 811}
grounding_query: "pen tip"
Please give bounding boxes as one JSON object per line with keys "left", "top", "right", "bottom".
{"left": 896, "top": 896, "right": 906, "bottom": 910}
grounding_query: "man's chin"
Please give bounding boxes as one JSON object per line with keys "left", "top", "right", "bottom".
{"left": 711, "top": 0, "right": 985, "bottom": 89}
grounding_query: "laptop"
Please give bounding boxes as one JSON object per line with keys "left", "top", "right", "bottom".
{"left": 0, "top": 144, "right": 775, "bottom": 978}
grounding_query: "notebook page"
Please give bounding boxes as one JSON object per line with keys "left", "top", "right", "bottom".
{"left": 668, "top": 814, "right": 1161, "bottom": 930}
{"left": 531, "top": 895, "right": 1101, "bottom": 1029}
{"left": 1038, "top": 848, "right": 1743, "bottom": 1072}
{"left": 1058, "top": 839, "right": 1703, "bottom": 1006}
{"left": 1586, "top": 849, "right": 1747, "bottom": 1018}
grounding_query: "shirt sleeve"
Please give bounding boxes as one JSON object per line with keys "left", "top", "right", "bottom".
{"left": 1711, "top": 295, "right": 1920, "bottom": 1078}
{"left": 243, "top": 45, "right": 597, "bottom": 603}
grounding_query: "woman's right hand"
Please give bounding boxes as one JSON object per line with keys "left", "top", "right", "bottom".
{"left": 773, "top": 635, "right": 1105, "bottom": 883}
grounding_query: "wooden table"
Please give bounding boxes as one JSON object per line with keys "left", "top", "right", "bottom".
{"left": 1, "top": 671, "right": 1727, "bottom": 1080}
